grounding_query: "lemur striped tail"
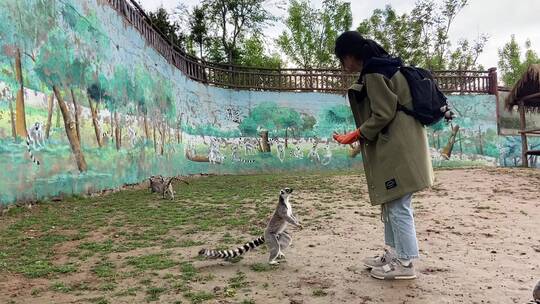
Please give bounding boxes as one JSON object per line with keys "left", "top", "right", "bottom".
{"left": 238, "top": 158, "right": 255, "bottom": 163}
{"left": 198, "top": 236, "right": 265, "bottom": 259}
{"left": 26, "top": 136, "right": 40, "bottom": 165}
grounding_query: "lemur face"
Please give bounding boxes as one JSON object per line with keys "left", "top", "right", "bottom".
{"left": 280, "top": 188, "right": 293, "bottom": 196}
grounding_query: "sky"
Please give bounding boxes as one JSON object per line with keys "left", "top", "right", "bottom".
{"left": 137, "top": 0, "right": 540, "bottom": 70}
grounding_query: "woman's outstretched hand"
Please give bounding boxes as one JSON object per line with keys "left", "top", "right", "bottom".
{"left": 333, "top": 129, "right": 361, "bottom": 145}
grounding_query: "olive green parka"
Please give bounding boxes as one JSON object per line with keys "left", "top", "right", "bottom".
{"left": 347, "top": 58, "right": 434, "bottom": 205}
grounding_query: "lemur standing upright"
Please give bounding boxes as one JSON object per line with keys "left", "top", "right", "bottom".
{"left": 199, "top": 187, "right": 302, "bottom": 265}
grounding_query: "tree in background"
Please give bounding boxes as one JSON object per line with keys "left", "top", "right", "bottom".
{"left": 356, "top": 5, "right": 424, "bottom": 67}
{"left": 358, "top": 0, "right": 487, "bottom": 70}
{"left": 202, "top": 0, "right": 276, "bottom": 64}
{"left": 498, "top": 35, "right": 540, "bottom": 87}
{"left": 147, "top": 7, "right": 186, "bottom": 50}
{"left": 238, "top": 35, "right": 282, "bottom": 69}
{"left": 188, "top": 5, "right": 209, "bottom": 59}
{"left": 277, "top": 0, "right": 352, "bottom": 68}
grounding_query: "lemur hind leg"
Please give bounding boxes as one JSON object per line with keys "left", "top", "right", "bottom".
{"left": 265, "top": 232, "right": 281, "bottom": 265}
{"left": 276, "top": 232, "right": 292, "bottom": 260}
{"left": 277, "top": 231, "right": 292, "bottom": 250}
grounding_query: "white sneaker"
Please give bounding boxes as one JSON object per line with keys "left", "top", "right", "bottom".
{"left": 370, "top": 258, "right": 416, "bottom": 280}
{"left": 361, "top": 249, "right": 395, "bottom": 269}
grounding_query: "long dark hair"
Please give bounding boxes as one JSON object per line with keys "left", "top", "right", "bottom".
{"left": 334, "top": 31, "right": 389, "bottom": 63}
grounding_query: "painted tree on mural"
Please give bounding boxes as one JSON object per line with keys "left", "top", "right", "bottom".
{"left": 276, "top": 106, "right": 302, "bottom": 147}
{"left": 314, "top": 105, "right": 355, "bottom": 138}
{"left": 158, "top": 80, "right": 177, "bottom": 155}
{"left": 429, "top": 121, "right": 447, "bottom": 150}
{"left": 109, "top": 67, "right": 135, "bottom": 150}
{"left": 133, "top": 65, "right": 154, "bottom": 143}
{"left": 238, "top": 102, "right": 303, "bottom": 145}
{"left": 0, "top": 0, "right": 56, "bottom": 138}
{"left": 86, "top": 75, "right": 112, "bottom": 148}
{"left": 63, "top": 3, "right": 111, "bottom": 148}
{"left": 300, "top": 113, "right": 317, "bottom": 137}
{"left": 34, "top": 29, "right": 88, "bottom": 172}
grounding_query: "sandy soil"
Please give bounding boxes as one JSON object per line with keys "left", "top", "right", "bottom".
{"left": 1, "top": 168, "right": 539, "bottom": 304}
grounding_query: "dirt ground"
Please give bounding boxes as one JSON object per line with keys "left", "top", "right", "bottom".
{"left": 1, "top": 168, "right": 539, "bottom": 304}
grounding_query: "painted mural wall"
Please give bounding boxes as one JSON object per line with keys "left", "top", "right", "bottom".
{"left": 0, "top": 0, "right": 531, "bottom": 205}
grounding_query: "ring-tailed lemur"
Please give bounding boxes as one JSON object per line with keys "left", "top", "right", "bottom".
{"left": 290, "top": 145, "right": 303, "bottom": 159}
{"left": 307, "top": 142, "right": 320, "bottom": 163}
{"left": 25, "top": 122, "right": 44, "bottom": 165}
{"left": 148, "top": 175, "right": 189, "bottom": 199}
{"left": 320, "top": 144, "right": 332, "bottom": 166}
{"left": 128, "top": 126, "right": 137, "bottom": 147}
{"left": 208, "top": 140, "right": 225, "bottom": 164}
{"left": 199, "top": 187, "right": 302, "bottom": 265}
{"left": 276, "top": 142, "right": 285, "bottom": 162}
{"left": 243, "top": 138, "right": 257, "bottom": 155}
{"left": 27, "top": 121, "right": 45, "bottom": 149}
{"left": 231, "top": 144, "right": 255, "bottom": 163}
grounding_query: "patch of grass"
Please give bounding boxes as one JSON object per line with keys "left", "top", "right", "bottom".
{"left": 228, "top": 271, "right": 248, "bottom": 289}
{"left": 92, "top": 260, "right": 116, "bottom": 278}
{"left": 78, "top": 240, "right": 114, "bottom": 254}
{"left": 126, "top": 253, "right": 177, "bottom": 271}
{"left": 172, "top": 280, "right": 190, "bottom": 293}
{"left": 146, "top": 286, "right": 167, "bottom": 301}
{"left": 31, "top": 288, "right": 44, "bottom": 296}
{"left": 183, "top": 291, "right": 214, "bottom": 304}
{"left": 313, "top": 289, "right": 328, "bottom": 297}
{"left": 249, "top": 263, "right": 275, "bottom": 272}
{"left": 179, "top": 261, "right": 198, "bottom": 282}
{"left": 162, "top": 238, "right": 205, "bottom": 248}
{"left": 19, "top": 261, "right": 77, "bottom": 278}
{"left": 240, "top": 300, "right": 256, "bottom": 304}
{"left": 99, "top": 282, "right": 117, "bottom": 291}
{"left": 114, "top": 287, "right": 139, "bottom": 297}
{"left": 55, "top": 263, "right": 78, "bottom": 274}
{"left": 0, "top": 170, "right": 361, "bottom": 303}
{"left": 50, "top": 282, "right": 72, "bottom": 293}
{"left": 87, "top": 297, "right": 110, "bottom": 304}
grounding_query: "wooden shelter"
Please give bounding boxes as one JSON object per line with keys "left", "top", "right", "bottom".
{"left": 504, "top": 64, "right": 540, "bottom": 167}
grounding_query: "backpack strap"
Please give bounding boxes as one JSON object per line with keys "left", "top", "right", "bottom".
{"left": 396, "top": 103, "right": 415, "bottom": 117}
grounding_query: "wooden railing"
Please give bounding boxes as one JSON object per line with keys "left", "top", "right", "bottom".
{"left": 107, "top": 0, "right": 497, "bottom": 95}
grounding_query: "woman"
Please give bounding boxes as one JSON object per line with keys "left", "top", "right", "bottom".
{"left": 332, "top": 31, "right": 434, "bottom": 280}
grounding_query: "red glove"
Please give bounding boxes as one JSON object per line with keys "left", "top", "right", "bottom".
{"left": 333, "top": 129, "right": 361, "bottom": 144}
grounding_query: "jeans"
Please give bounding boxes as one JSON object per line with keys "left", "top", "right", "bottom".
{"left": 382, "top": 193, "right": 419, "bottom": 260}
